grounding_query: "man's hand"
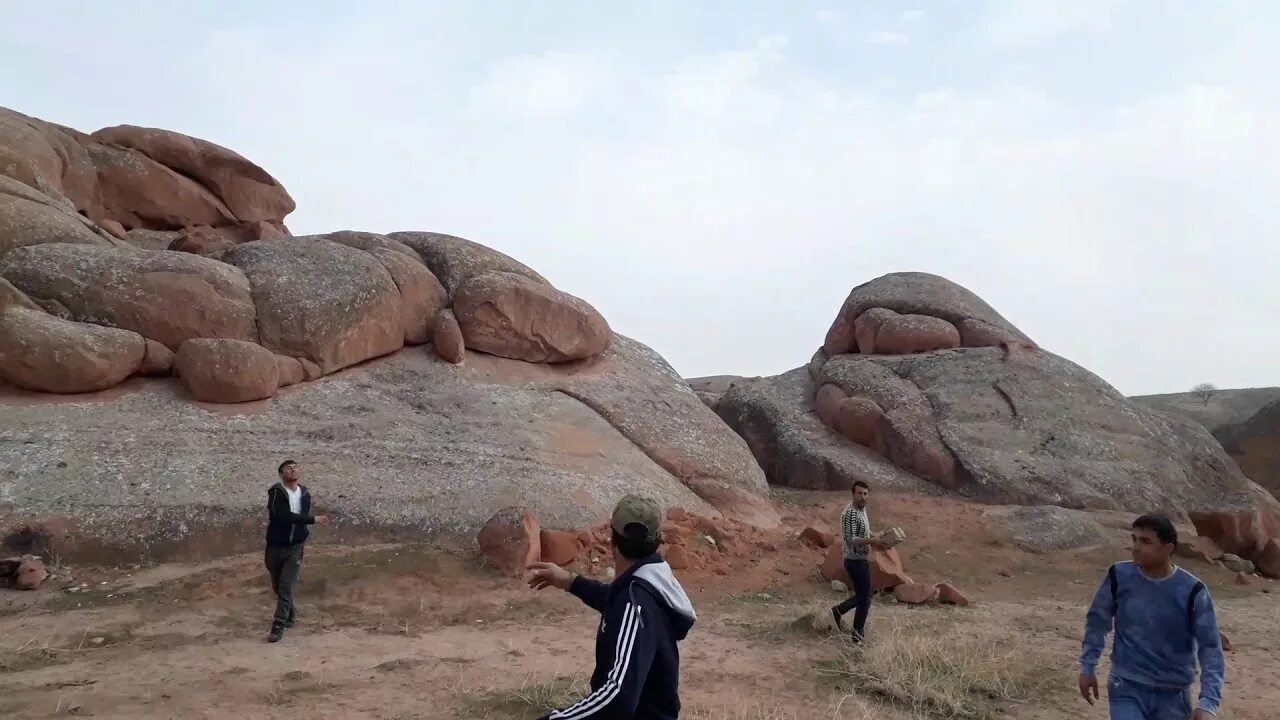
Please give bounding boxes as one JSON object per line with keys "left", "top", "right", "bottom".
{"left": 1191, "top": 709, "right": 1216, "bottom": 720}
{"left": 527, "top": 561, "right": 574, "bottom": 592}
{"left": 1078, "top": 672, "right": 1098, "bottom": 705}
{"left": 314, "top": 515, "right": 330, "bottom": 526}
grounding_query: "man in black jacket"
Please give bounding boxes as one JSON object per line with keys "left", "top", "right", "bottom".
{"left": 526, "top": 494, "right": 696, "bottom": 720}
{"left": 265, "top": 460, "right": 328, "bottom": 643}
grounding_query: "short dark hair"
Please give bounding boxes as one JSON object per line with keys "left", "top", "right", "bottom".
{"left": 1132, "top": 514, "right": 1178, "bottom": 546}
{"left": 612, "top": 525, "right": 660, "bottom": 560}
{"left": 277, "top": 460, "right": 297, "bottom": 475}
{"left": 852, "top": 481, "right": 870, "bottom": 492}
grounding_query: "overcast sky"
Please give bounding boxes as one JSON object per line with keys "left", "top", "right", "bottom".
{"left": 3, "top": 1, "right": 1277, "bottom": 395}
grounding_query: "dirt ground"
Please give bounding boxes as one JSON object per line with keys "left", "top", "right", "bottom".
{"left": 2, "top": 490, "right": 1276, "bottom": 720}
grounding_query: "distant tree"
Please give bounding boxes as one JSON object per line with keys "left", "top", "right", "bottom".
{"left": 1192, "top": 382, "right": 1217, "bottom": 405}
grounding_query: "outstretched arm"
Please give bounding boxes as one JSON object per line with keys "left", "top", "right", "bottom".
{"left": 1191, "top": 589, "right": 1225, "bottom": 717}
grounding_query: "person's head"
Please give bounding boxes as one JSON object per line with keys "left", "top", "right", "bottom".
{"left": 610, "top": 494, "right": 663, "bottom": 568}
{"left": 278, "top": 460, "right": 299, "bottom": 484}
{"left": 851, "top": 481, "right": 870, "bottom": 509}
{"left": 1130, "top": 513, "right": 1177, "bottom": 569}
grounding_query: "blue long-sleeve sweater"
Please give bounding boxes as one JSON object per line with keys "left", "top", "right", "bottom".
{"left": 1080, "top": 561, "right": 1225, "bottom": 715}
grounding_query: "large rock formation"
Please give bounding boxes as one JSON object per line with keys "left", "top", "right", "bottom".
{"left": 707, "top": 272, "right": 1279, "bottom": 563}
{"left": 1214, "top": 400, "right": 1280, "bottom": 500}
{"left": 1132, "top": 387, "right": 1280, "bottom": 435}
{"left": 0, "top": 108, "right": 774, "bottom": 563}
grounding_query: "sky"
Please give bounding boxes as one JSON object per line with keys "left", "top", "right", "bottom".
{"left": 3, "top": 1, "right": 1278, "bottom": 395}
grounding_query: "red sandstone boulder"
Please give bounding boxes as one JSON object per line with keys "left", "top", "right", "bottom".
{"left": 139, "top": 339, "right": 175, "bottom": 376}
{"left": 387, "top": 231, "right": 549, "bottom": 298}
{"left": 0, "top": 243, "right": 258, "bottom": 350}
{"left": 453, "top": 271, "right": 612, "bottom": 363}
{"left": 893, "top": 582, "right": 939, "bottom": 604}
{"left": 15, "top": 555, "right": 47, "bottom": 590}
{"left": 0, "top": 306, "right": 145, "bottom": 393}
{"left": 275, "top": 355, "right": 307, "bottom": 387}
{"left": 168, "top": 226, "right": 240, "bottom": 256}
{"left": 800, "top": 524, "right": 834, "bottom": 549}
{"left": 222, "top": 239, "right": 403, "bottom": 374}
{"left": 1255, "top": 538, "right": 1280, "bottom": 579}
{"left": 90, "top": 124, "right": 295, "bottom": 224}
{"left": 539, "top": 529, "right": 584, "bottom": 566}
{"left": 320, "top": 231, "right": 447, "bottom": 346}
{"left": 478, "top": 507, "right": 541, "bottom": 576}
{"left": 957, "top": 317, "right": 1029, "bottom": 348}
{"left": 1190, "top": 502, "right": 1278, "bottom": 559}
{"left": 936, "top": 582, "right": 970, "bottom": 606}
{"left": 175, "top": 338, "right": 280, "bottom": 403}
{"left": 852, "top": 308, "right": 898, "bottom": 355}
{"left": 820, "top": 544, "right": 911, "bottom": 591}
{"left": 433, "top": 309, "right": 466, "bottom": 364}
{"left": 874, "top": 314, "right": 961, "bottom": 355}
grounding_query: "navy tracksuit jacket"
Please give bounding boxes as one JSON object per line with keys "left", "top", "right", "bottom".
{"left": 538, "top": 554, "right": 697, "bottom": 720}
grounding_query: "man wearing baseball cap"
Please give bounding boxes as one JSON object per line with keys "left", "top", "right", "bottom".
{"left": 527, "top": 494, "right": 697, "bottom": 720}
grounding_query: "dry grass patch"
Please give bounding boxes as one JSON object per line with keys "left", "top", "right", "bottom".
{"left": 817, "top": 608, "right": 1055, "bottom": 719}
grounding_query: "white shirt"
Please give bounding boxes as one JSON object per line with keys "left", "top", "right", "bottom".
{"left": 284, "top": 485, "right": 302, "bottom": 514}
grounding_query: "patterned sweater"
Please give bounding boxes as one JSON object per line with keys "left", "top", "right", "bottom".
{"left": 841, "top": 504, "right": 871, "bottom": 560}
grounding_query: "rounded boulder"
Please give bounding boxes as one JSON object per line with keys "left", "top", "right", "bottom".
{"left": 453, "top": 271, "right": 612, "bottom": 363}
{"left": 175, "top": 338, "right": 280, "bottom": 403}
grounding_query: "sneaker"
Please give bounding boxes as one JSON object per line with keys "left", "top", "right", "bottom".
{"left": 267, "top": 624, "right": 284, "bottom": 643}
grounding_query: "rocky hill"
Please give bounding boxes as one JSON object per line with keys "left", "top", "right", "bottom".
{"left": 0, "top": 107, "right": 773, "bottom": 562}
{"left": 698, "top": 272, "right": 1280, "bottom": 567}
{"left": 1214, "top": 400, "right": 1280, "bottom": 501}
{"left": 1131, "top": 387, "right": 1280, "bottom": 435}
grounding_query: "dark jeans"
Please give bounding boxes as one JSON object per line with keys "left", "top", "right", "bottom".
{"left": 834, "top": 558, "right": 872, "bottom": 639}
{"left": 265, "top": 543, "right": 304, "bottom": 626}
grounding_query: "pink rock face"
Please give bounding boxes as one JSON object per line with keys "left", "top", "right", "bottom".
{"left": 894, "top": 582, "right": 940, "bottom": 604}
{"left": 957, "top": 317, "right": 1029, "bottom": 348}
{"left": 834, "top": 397, "right": 884, "bottom": 447}
{"left": 1190, "top": 503, "right": 1278, "bottom": 559}
{"left": 320, "top": 231, "right": 447, "bottom": 346}
{"left": 432, "top": 309, "right": 466, "bottom": 364}
{"left": 453, "top": 271, "right": 613, "bottom": 363}
{"left": 175, "top": 338, "right": 280, "bottom": 403}
{"left": 874, "top": 314, "right": 961, "bottom": 355}
{"left": 0, "top": 306, "right": 145, "bottom": 393}
{"left": 477, "top": 507, "right": 541, "bottom": 576}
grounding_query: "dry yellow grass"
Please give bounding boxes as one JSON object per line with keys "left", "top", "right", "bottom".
{"left": 816, "top": 608, "right": 1057, "bottom": 720}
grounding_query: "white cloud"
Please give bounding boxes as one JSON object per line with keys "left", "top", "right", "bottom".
{"left": 866, "top": 31, "right": 910, "bottom": 46}
{"left": 903, "top": 10, "right": 926, "bottom": 22}
{"left": 468, "top": 51, "right": 610, "bottom": 118}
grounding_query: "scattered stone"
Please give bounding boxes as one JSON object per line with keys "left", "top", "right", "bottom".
{"left": 893, "top": 582, "right": 940, "bottom": 604}
{"left": 799, "top": 524, "right": 834, "bottom": 549}
{"left": 1235, "top": 573, "right": 1251, "bottom": 586}
{"left": 936, "top": 582, "right": 970, "bottom": 606}
{"left": 476, "top": 507, "right": 540, "bottom": 577}
{"left": 1221, "top": 554, "right": 1256, "bottom": 575}
{"left": 831, "top": 580, "right": 848, "bottom": 593}
{"left": 90, "top": 637, "right": 105, "bottom": 645}
{"left": 4, "top": 555, "right": 48, "bottom": 590}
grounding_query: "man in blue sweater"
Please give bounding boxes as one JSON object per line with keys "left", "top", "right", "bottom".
{"left": 526, "top": 494, "right": 696, "bottom": 720}
{"left": 1078, "top": 514, "right": 1226, "bottom": 719}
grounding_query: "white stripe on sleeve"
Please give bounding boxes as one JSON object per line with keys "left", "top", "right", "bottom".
{"left": 550, "top": 603, "right": 642, "bottom": 719}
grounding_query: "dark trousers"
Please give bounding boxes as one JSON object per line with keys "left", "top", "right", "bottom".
{"left": 834, "top": 558, "right": 872, "bottom": 638}
{"left": 265, "top": 543, "right": 303, "bottom": 626}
